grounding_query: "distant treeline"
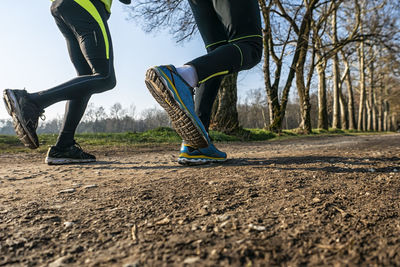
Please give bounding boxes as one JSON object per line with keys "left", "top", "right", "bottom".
{"left": 0, "top": 88, "right": 398, "bottom": 135}
{"left": 0, "top": 89, "right": 307, "bottom": 134}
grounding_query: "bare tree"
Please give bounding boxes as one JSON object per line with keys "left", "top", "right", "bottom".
{"left": 258, "top": 0, "right": 295, "bottom": 132}
{"left": 110, "top": 102, "right": 124, "bottom": 120}
{"left": 127, "top": 0, "right": 196, "bottom": 42}
{"left": 310, "top": 0, "right": 362, "bottom": 130}
{"left": 330, "top": 3, "right": 341, "bottom": 129}
{"left": 210, "top": 73, "right": 240, "bottom": 133}
{"left": 127, "top": 0, "right": 400, "bottom": 134}
{"left": 340, "top": 49, "right": 357, "bottom": 130}
{"left": 260, "top": 0, "right": 320, "bottom": 133}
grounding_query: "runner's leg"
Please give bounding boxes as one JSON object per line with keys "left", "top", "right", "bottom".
{"left": 188, "top": 0, "right": 262, "bottom": 131}
{"left": 41, "top": 0, "right": 114, "bottom": 148}
{"left": 187, "top": 0, "right": 262, "bottom": 82}
{"left": 186, "top": 0, "right": 226, "bottom": 131}
{"left": 30, "top": 0, "right": 115, "bottom": 110}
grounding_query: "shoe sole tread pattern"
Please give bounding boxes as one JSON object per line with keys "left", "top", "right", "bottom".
{"left": 45, "top": 157, "right": 96, "bottom": 165}
{"left": 145, "top": 68, "right": 208, "bottom": 148}
{"left": 178, "top": 157, "right": 227, "bottom": 166}
{"left": 3, "top": 90, "right": 38, "bottom": 149}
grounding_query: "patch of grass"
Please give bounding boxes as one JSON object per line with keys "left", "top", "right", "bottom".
{"left": 76, "top": 127, "right": 182, "bottom": 146}
{"left": 327, "top": 128, "right": 346, "bottom": 134}
{"left": 243, "top": 128, "right": 276, "bottom": 141}
{"left": 209, "top": 130, "right": 241, "bottom": 142}
{"left": 0, "top": 127, "right": 395, "bottom": 154}
{"left": 0, "top": 135, "right": 29, "bottom": 153}
{"left": 281, "top": 130, "right": 299, "bottom": 136}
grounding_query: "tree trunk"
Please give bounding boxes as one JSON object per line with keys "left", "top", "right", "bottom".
{"left": 377, "top": 77, "right": 384, "bottom": 131}
{"left": 357, "top": 41, "right": 366, "bottom": 131}
{"left": 331, "top": 8, "right": 341, "bottom": 129}
{"left": 366, "top": 60, "right": 378, "bottom": 131}
{"left": 383, "top": 101, "right": 389, "bottom": 131}
{"left": 372, "top": 76, "right": 378, "bottom": 131}
{"left": 259, "top": 0, "right": 291, "bottom": 133}
{"left": 294, "top": 1, "right": 316, "bottom": 134}
{"left": 210, "top": 73, "right": 240, "bottom": 133}
{"left": 316, "top": 58, "right": 329, "bottom": 130}
{"left": 339, "top": 90, "right": 348, "bottom": 129}
{"left": 296, "top": 48, "right": 312, "bottom": 133}
{"left": 390, "top": 114, "right": 397, "bottom": 132}
{"left": 268, "top": 0, "right": 319, "bottom": 133}
{"left": 342, "top": 53, "right": 356, "bottom": 130}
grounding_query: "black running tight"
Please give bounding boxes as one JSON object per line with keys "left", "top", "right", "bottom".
{"left": 187, "top": 0, "right": 263, "bottom": 131}
{"left": 30, "top": 0, "right": 116, "bottom": 148}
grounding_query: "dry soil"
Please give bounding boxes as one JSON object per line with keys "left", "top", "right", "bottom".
{"left": 1, "top": 134, "right": 400, "bottom": 266}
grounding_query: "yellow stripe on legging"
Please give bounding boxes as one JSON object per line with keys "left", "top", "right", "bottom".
{"left": 199, "top": 70, "right": 229, "bottom": 84}
{"left": 199, "top": 35, "right": 262, "bottom": 83}
{"left": 99, "top": 0, "right": 112, "bottom": 13}
{"left": 229, "top": 34, "right": 263, "bottom": 43}
{"left": 74, "top": 0, "right": 110, "bottom": 59}
{"left": 205, "top": 40, "right": 227, "bottom": 49}
{"left": 232, "top": 43, "right": 243, "bottom": 67}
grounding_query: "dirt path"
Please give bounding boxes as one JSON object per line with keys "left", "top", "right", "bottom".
{"left": 1, "top": 134, "right": 400, "bottom": 266}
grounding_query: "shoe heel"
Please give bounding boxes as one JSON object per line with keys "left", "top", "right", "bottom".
{"left": 145, "top": 67, "right": 209, "bottom": 148}
{"left": 3, "top": 90, "right": 14, "bottom": 116}
{"left": 145, "top": 69, "right": 174, "bottom": 110}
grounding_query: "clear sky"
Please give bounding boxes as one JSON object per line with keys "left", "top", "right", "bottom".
{"left": 0, "top": 0, "right": 264, "bottom": 120}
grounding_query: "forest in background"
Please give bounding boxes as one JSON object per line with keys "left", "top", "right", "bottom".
{"left": 0, "top": 90, "right": 325, "bottom": 134}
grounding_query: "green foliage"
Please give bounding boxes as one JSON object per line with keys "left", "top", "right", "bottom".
{"left": 209, "top": 130, "right": 240, "bottom": 142}
{"left": 0, "top": 135, "right": 28, "bottom": 153}
{"left": 243, "top": 129, "right": 276, "bottom": 141}
{"left": 327, "top": 128, "right": 346, "bottom": 134}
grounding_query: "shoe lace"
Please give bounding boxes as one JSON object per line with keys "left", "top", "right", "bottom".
{"left": 38, "top": 107, "right": 46, "bottom": 120}
{"left": 71, "top": 141, "right": 94, "bottom": 159}
{"left": 32, "top": 110, "right": 45, "bottom": 129}
{"left": 39, "top": 112, "right": 46, "bottom": 121}
{"left": 72, "top": 140, "right": 83, "bottom": 150}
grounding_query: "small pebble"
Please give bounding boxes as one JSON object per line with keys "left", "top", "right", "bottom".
{"left": 84, "top": 184, "right": 98, "bottom": 189}
{"left": 48, "top": 256, "right": 68, "bottom": 267}
{"left": 131, "top": 224, "right": 138, "bottom": 243}
{"left": 248, "top": 223, "right": 266, "bottom": 231}
{"left": 156, "top": 217, "right": 170, "bottom": 225}
{"left": 64, "top": 222, "right": 74, "bottom": 228}
{"left": 217, "top": 214, "right": 230, "bottom": 222}
{"left": 220, "top": 221, "right": 231, "bottom": 228}
{"left": 312, "top": 197, "right": 321, "bottom": 203}
{"left": 183, "top": 256, "right": 200, "bottom": 264}
{"left": 59, "top": 188, "right": 76, "bottom": 194}
{"left": 123, "top": 261, "right": 140, "bottom": 267}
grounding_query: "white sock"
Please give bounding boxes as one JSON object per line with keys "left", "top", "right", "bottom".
{"left": 176, "top": 65, "right": 199, "bottom": 88}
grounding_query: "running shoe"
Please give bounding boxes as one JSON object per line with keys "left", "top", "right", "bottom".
{"left": 145, "top": 65, "right": 210, "bottom": 148}
{"left": 45, "top": 142, "right": 96, "bottom": 165}
{"left": 178, "top": 142, "right": 227, "bottom": 165}
{"left": 3, "top": 89, "right": 44, "bottom": 149}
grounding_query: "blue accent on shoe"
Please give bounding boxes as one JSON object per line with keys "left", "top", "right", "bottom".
{"left": 154, "top": 65, "right": 211, "bottom": 144}
{"left": 178, "top": 142, "right": 227, "bottom": 165}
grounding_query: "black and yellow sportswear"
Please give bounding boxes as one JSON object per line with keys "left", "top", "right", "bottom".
{"left": 30, "top": 0, "right": 116, "bottom": 148}
{"left": 187, "top": 0, "right": 263, "bottom": 131}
